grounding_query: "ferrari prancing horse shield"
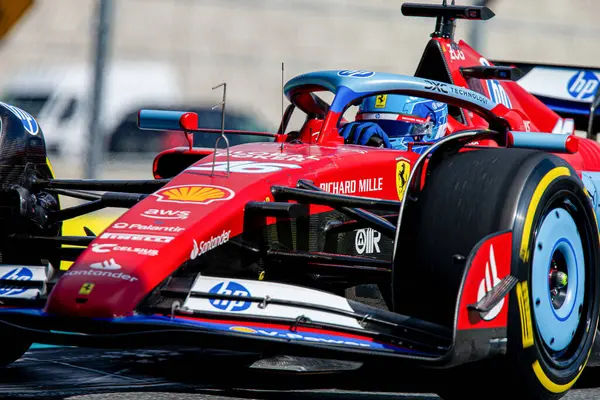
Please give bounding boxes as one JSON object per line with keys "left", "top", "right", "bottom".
{"left": 396, "top": 158, "right": 411, "bottom": 200}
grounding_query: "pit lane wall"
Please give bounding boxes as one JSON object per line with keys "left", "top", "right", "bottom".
{"left": 0, "top": 0, "right": 597, "bottom": 131}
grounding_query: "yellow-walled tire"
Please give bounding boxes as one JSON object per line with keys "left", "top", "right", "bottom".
{"left": 395, "top": 148, "right": 600, "bottom": 400}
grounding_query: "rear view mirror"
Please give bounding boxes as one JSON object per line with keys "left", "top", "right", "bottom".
{"left": 137, "top": 109, "right": 199, "bottom": 149}
{"left": 137, "top": 110, "right": 199, "bottom": 131}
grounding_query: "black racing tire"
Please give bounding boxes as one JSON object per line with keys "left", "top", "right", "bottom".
{"left": 0, "top": 324, "right": 31, "bottom": 366}
{"left": 393, "top": 148, "right": 600, "bottom": 400}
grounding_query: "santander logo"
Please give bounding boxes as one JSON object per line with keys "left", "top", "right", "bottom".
{"left": 476, "top": 244, "right": 504, "bottom": 321}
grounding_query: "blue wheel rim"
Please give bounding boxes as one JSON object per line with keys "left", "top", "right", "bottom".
{"left": 532, "top": 207, "right": 585, "bottom": 353}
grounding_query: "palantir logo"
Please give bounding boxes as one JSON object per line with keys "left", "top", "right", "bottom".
{"left": 208, "top": 281, "right": 251, "bottom": 312}
{"left": 0, "top": 267, "right": 33, "bottom": 296}
{"left": 567, "top": 71, "right": 599, "bottom": 100}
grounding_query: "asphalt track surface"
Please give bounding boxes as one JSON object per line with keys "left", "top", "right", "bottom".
{"left": 2, "top": 346, "right": 600, "bottom": 400}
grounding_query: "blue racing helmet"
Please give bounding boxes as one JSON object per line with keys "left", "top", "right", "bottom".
{"left": 357, "top": 94, "right": 449, "bottom": 147}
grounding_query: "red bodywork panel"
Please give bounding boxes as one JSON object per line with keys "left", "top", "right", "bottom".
{"left": 45, "top": 35, "right": 600, "bottom": 321}
{"left": 46, "top": 144, "right": 419, "bottom": 317}
{"left": 457, "top": 231, "right": 512, "bottom": 330}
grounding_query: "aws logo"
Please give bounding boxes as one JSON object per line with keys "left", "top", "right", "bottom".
{"left": 152, "top": 185, "right": 234, "bottom": 205}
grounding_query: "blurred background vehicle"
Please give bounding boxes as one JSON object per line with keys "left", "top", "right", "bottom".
{"left": 1, "top": 62, "right": 182, "bottom": 157}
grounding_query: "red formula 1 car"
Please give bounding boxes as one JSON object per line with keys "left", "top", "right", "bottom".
{"left": 1, "top": 2, "right": 600, "bottom": 399}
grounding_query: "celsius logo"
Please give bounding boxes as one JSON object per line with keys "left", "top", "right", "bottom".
{"left": 567, "top": 70, "right": 599, "bottom": 100}
{"left": 477, "top": 245, "right": 503, "bottom": 321}
{"left": 337, "top": 70, "right": 375, "bottom": 78}
{"left": 355, "top": 228, "right": 381, "bottom": 254}
{"left": 0, "top": 267, "right": 32, "bottom": 296}
{"left": 208, "top": 281, "right": 251, "bottom": 312}
{"left": 479, "top": 58, "right": 512, "bottom": 108}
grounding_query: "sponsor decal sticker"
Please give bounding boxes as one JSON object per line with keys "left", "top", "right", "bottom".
{"left": 355, "top": 228, "right": 381, "bottom": 254}
{"left": 396, "top": 158, "right": 411, "bottom": 200}
{"left": 99, "top": 232, "right": 174, "bottom": 243}
{"left": 91, "top": 243, "right": 159, "bottom": 256}
{"left": 567, "top": 70, "right": 599, "bottom": 100}
{"left": 78, "top": 282, "right": 95, "bottom": 296}
{"left": 112, "top": 222, "right": 184, "bottom": 233}
{"left": 208, "top": 281, "right": 251, "bottom": 312}
{"left": 319, "top": 178, "right": 383, "bottom": 195}
{"left": 516, "top": 280, "right": 534, "bottom": 348}
{"left": 189, "top": 161, "right": 301, "bottom": 174}
{"left": 215, "top": 150, "right": 319, "bottom": 162}
{"left": 374, "top": 94, "right": 387, "bottom": 108}
{"left": 446, "top": 43, "right": 465, "bottom": 61}
{"left": 424, "top": 80, "right": 448, "bottom": 93}
{"left": 457, "top": 231, "right": 511, "bottom": 330}
{"left": 65, "top": 269, "right": 138, "bottom": 282}
{"left": 228, "top": 326, "right": 371, "bottom": 348}
{"left": 0, "top": 102, "right": 39, "bottom": 135}
{"left": 230, "top": 326, "right": 256, "bottom": 333}
{"left": 476, "top": 245, "right": 503, "bottom": 321}
{"left": 552, "top": 118, "right": 575, "bottom": 135}
{"left": 0, "top": 267, "right": 33, "bottom": 296}
{"left": 90, "top": 258, "right": 121, "bottom": 271}
{"left": 337, "top": 70, "right": 375, "bottom": 78}
{"left": 190, "top": 230, "right": 231, "bottom": 260}
{"left": 141, "top": 209, "right": 191, "bottom": 220}
{"left": 152, "top": 185, "right": 234, "bottom": 205}
{"left": 480, "top": 58, "right": 512, "bottom": 108}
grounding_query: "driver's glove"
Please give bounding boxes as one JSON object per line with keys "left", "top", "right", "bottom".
{"left": 340, "top": 121, "right": 392, "bottom": 148}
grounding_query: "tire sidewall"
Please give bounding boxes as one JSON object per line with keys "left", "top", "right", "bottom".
{"left": 507, "top": 157, "right": 600, "bottom": 396}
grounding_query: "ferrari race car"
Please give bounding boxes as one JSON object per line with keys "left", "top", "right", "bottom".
{"left": 1, "top": 2, "right": 600, "bottom": 399}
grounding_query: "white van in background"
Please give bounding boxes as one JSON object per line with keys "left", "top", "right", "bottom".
{"left": 0, "top": 62, "right": 182, "bottom": 158}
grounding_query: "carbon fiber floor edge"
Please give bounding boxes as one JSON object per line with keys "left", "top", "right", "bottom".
{"left": 2, "top": 347, "right": 600, "bottom": 399}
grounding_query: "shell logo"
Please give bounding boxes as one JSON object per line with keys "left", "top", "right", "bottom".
{"left": 152, "top": 184, "right": 234, "bottom": 205}
{"left": 229, "top": 326, "right": 257, "bottom": 334}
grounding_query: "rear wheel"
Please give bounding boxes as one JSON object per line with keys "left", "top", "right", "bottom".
{"left": 394, "top": 148, "right": 600, "bottom": 399}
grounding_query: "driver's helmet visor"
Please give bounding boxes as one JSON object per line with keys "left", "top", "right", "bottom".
{"left": 356, "top": 112, "right": 432, "bottom": 137}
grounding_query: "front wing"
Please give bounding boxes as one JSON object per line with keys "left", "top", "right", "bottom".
{"left": 0, "top": 230, "right": 517, "bottom": 369}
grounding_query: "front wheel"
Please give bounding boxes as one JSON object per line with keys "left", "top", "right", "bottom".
{"left": 394, "top": 148, "right": 600, "bottom": 400}
{"left": 509, "top": 161, "right": 600, "bottom": 399}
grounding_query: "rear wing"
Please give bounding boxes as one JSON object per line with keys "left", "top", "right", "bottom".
{"left": 492, "top": 60, "right": 600, "bottom": 139}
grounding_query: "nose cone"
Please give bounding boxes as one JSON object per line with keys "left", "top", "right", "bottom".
{"left": 45, "top": 257, "right": 149, "bottom": 318}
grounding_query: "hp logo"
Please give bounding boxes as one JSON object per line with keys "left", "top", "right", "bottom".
{"left": 479, "top": 58, "right": 511, "bottom": 108}
{"left": 337, "top": 70, "right": 375, "bottom": 78}
{"left": 0, "top": 267, "right": 33, "bottom": 296}
{"left": 567, "top": 71, "right": 599, "bottom": 100}
{"left": 209, "top": 281, "right": 251, "bottom": 312}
